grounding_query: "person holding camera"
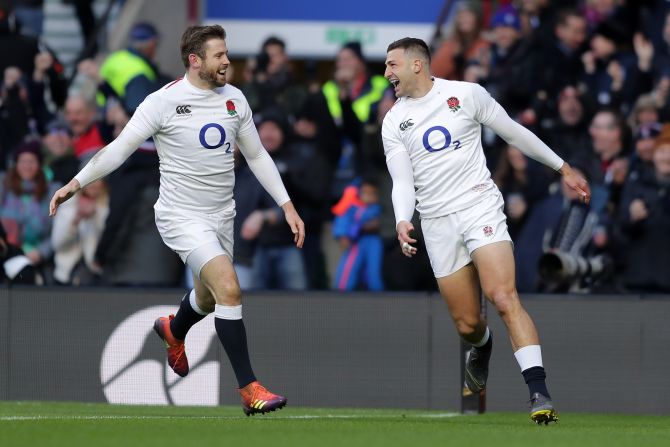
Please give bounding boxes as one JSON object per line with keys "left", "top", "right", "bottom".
{"left": 515, "top": 161, "right": 612, "bottom": 293}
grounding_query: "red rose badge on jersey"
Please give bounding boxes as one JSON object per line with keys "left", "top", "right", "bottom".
{"left": 483, "top": 225, "right": 493, "bottom": 237}
{"left": 226, "top": 100, "right": 237, "bottom": 116}
{"left": 447, "top": 96, "right": 461, "bottom": 113}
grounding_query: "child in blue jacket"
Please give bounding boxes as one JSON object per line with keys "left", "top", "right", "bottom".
{"left": 332, "top": 179, "right": 384, "bottom": 291}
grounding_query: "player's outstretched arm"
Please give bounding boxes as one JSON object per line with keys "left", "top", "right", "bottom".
{"left": 49, "top": 178, "right": 81, "bottom": 216}
{"left": 50, "top": 126, "right": 149, "bottom": 216}
{"left": 488, "top": 109, "right": 591, "bottom": 203}
{"left": 280, "top": 200, "right": 305, "bottom": 248}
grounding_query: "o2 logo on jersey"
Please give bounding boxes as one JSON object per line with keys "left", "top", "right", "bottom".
{"left": 422, "top": 126, "right": 461, "bottom": 153}
{"left": 199, "top": 123, "right": 232, "bottom": 153}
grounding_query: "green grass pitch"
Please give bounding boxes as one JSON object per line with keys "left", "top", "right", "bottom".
{"left": 1, "top": 402, "right": 669, "bottom": 447}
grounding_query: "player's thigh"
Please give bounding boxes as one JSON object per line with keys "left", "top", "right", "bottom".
{"left": 421, "top": 214, "right": 472, "bottom": 278}
{"left": 199, "top": 254, "right": 242, "bottom": 306}
{"left": 154, "top": 206, "right": 229, "bottom": 275}
{"left": 471, "top": 240, "right": 516, "bottom": 301}
{"left": 460, "top": 192, "right": 516, "bottom": 299}
{"left": 436, "top": 263, "right": 482, "bottom": 327}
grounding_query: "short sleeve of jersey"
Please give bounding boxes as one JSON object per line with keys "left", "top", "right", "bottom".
{"left": 124, "top": 92, "right": 163, "bottom": 139}
{"left": 235, "top": 94, "right": 256, "bottom": 139}
{"left": 470, "top": 83, "right": 502, "bottom": 126}
{"left": 382, "top": 114, "right": 406, "bottom": 162}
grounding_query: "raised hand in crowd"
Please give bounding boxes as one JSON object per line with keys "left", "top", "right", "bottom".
{"left": 628, "top": 199, "right": 649, "bottom": 223}
{"left": 33, "top": 52, "right": 54, "bottom": 83}
{"left": 77, "top": 59, "right": 101, "bottom": 83}
{"left": 633, "top": 32, "right": 654, "bottom": 72}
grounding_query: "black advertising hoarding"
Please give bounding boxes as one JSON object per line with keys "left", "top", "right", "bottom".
{"left": 1, "top": 288, "right": 669, "bottom": 414}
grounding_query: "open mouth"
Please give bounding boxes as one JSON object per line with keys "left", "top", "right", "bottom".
{"left": 217, "top": 69, "right": 227, "bottom": 76}
{"left": 389, "top": 78, "right": 399, "bottom": 88}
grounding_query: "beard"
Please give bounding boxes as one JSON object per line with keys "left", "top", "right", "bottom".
{"left": 198, "top": 63, "right": 226, "bottom": 88}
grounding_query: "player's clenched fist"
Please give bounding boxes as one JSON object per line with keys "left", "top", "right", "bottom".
{"left": 396, "top": 220, "right": 417, "bottom": 257}
{"left": 49, "top": 179, "right": 81, "bottom": 216}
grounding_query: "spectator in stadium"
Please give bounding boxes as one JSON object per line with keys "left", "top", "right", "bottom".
{"left": 543, "top": 85, "right": 591, "bottom": 162}
{"left": 0, "top": 53, "right": 61, "bottom": 152}
{"left": 517, "top": 0, "right": 557, "bottom": 44}
{"left": 319, "top": 41, "right": 388, "bottom": 197}
{"left": 64, "top": 95, "right": 108, "bottom": 161}
{"left": 614, "top": 132, "right": 670, "bottom": 292}
{"left": 0, "top": 219, "right": 38, "bottom": 284}
{"left": 627, "top": 93, "right": 661, "bottom": 132}
{"left": 288, "top": 108, "right": 332, "bottom": 289}
{"left": 628, "top": 122, "right": 662, "bottom": 180}
{"left": 588, "top": 108, "right": 630, "bottom": 183}
{"left": 0, "top": 141, "right": 59, "bottom": 274}
{"left": 430, "top": 4, "right": 489, "bottom": 81}
{"left": 533, "top": 8, "right": 587, "bottom": 102}
{"left": 51, "top": 176, "right": 108, "bottom": 285}
{"left": 78, "top": 22, "right": 171, "bottom": 115}
{"left": 476, "top": 5, "right": 535, "bottom": 120}
{"left": 0, "top": 4, "right": 67, "bottom": 109}
{"left": 241, "top": 36, "right": 307, "bottom": 117}
{"left": 654, "top": 10, "right": 670, "bottom": 80}
{"left": 0, "top": 55, "right": 63, "bottom": 150}
{"left": 493, "top": 145, "right": 551, "bottom": 240}
{"left": 241, "top": 112, "right": 307, "bottom": 290}
{"left": 515, "top": 163, "right": 610, "bottom": 293}
{"left": 582, "top": 0, "right": 620, "bottom": 31}
{"left": 42, "top": 118, "right": 79, "bottom": 186}
{"left": 0, "top": 66, "right": 33, "bottom": 168}
{"left": 581, "top": 21, "right": 654, "bottom": 112}
{"left": 586, "top": 108, "right": 633, "bottom": 218}
{"left": 332, "top": 178, "right": 384, "bottom": 291}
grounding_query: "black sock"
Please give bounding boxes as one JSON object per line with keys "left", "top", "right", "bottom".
{"left": 522, "top": 366, "right": 550, "bottom": 399}
{"left": 214, "top": 317, "right": 257, "bottom": 388}
{"left": 475, "top": 332, "right": 493, "bottom": 352}
{"left": 170, "top": 292, "right": 207, "bottom": 340}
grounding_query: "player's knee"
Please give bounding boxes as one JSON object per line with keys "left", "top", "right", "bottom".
{"left": 488, "top": 289, "right": 520, "bottom": 319}
{"left": 211, "top": 280, "right": 242, "bottom": 305}
{"left": 453, "top": 315, "right": 480, "bottom": 337}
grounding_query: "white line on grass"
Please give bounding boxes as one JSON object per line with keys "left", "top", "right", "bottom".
{"left": 0, "top": 413, "right": 462, "bottom": 421}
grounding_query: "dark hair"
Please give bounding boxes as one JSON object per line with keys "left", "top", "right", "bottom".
{"left": 180, "top": 25, "right": 226, "bottom": 68}
{"left": 360, "top": 176, "right": 379, "bottom": 189}
{"left": 6, "top": 144, "right": 48, "bottom": 200}
{"left": 555, "top": 8, "right": 583, "bottom": 27}
{"left": 592, "top": 106, "right": 632, "bottom": 151}
{"left": 593, "top": 107, "right": 626, "bottom": 132}
{"left": 262, "top": 36, "right": 285, "bottom": 52}
{"left": 386, "top": 37, "right": 431, "bottom": 64}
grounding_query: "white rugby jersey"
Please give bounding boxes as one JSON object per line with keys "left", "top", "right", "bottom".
{"left": 382, "top": 78, "right": 503, "bottom": 218}
{"left": 123, "top": 75, "right": 262, "bottom": 213}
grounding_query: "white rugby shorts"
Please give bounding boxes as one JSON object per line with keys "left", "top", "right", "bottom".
{"left": 154, "top": 201, "right": 235, "bottom": 277}
{"left": 421, "top": 192, "right": 512, "bottom": 278}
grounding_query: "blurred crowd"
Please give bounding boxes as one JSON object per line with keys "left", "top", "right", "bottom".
{"left": 1, "top": 0, "right": 670, "bottom": 294}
